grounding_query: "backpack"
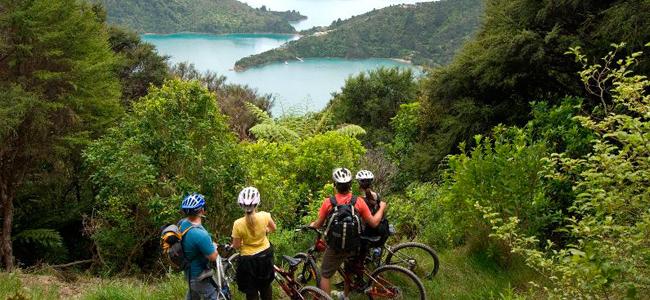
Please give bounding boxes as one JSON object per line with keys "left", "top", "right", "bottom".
{"left": 160, "top": 220, "right": 197, "bottom": 270}
{"left": 363, "top": 194, "right": 390, "bottom": 247}
{"left": 324, "top": 195, "right": 362, "bottom": 252}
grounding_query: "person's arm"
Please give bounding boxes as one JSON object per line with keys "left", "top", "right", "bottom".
{"left": 231, "top": 222, "right": 242, "bottom": 249}
{"left": 232, "top": 238, "right": 242, "bottom": 250}
{"left": 360, "top": 199, "right": 387, "bottom": 228}
{"left": 197, "top": 232, "right": 218, "bottom": 261}
{"left": 310, "top": 199, "right": 329, "bottom": 229}
{"left": 310, "top": 215, "right": 326, "bottom": 229}
{"left": 267, "top": 213, "right": 277, "bottom": 233}
{"left": 206, "top": 251, "right": 218, "bottom": 261}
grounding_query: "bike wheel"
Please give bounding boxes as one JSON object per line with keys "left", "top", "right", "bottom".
{"left": 294, "top": 252, "right": 321, "bottom": 287}
{"left": 298, "top": 286, "right": 333, "bottom": 300}
{"left": 367, "top": 265, "right": 426, "bottom": 300}
{"left": 384, "top": 242, "right": 439, "bottom": 279}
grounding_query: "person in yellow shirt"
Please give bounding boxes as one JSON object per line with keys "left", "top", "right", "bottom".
{"left": 232, "top": 187, "right": 276, "bottom": 300}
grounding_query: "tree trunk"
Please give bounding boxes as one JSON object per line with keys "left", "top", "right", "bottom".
{"left": 0, "top": 180, "right": 14, "bottom": 271}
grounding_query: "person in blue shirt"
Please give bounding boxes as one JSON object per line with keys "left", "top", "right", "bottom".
{"left": 179, "top": 193, "right": 219, "bottom": 300}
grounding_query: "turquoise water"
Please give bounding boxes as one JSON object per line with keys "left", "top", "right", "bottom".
{"left": 242, "top": 0, "right": 424, "bottom": 31}
{"left": 142, "top": 33, "right": 416, "bottom": 114}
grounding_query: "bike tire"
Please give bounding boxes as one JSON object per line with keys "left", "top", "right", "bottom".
{"left": 298, "top": 286, "right": 333, "bottom": 300}
{"left": 384, "top": 242, "right": 439, "bottom": 279}
{"left": 294, "top": 252, "right": 321, "bottom": 287}
{"left": 367, "top": 264, "right": 426, "bottom": 300}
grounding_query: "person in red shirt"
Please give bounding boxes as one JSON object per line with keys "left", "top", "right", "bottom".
{"left": 310, "top": 167, "right": 386, "bottom": 299}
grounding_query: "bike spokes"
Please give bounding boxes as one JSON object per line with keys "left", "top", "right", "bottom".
{"left": 368, "top": 265, "right": 426, "bottom": 300}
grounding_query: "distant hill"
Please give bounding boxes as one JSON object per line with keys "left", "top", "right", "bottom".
{"left": 100, "top": 0, "right": 305, "bottom": 34}
{"left": 235, "top": 0, "right": 483, "bottom": 70}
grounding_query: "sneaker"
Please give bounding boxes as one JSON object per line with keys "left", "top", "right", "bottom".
{"left": 331, "top": 290, "right": 349, "bottom": 300}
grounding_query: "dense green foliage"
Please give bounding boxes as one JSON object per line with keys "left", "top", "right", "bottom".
{"left": 3, "top": 0, "right": 650, "bottom": 298}
{"left": 485, "top": 45, "right": 650, "bottom": 298}
{"left": 169, "top": 62, "right": 274, "bottom": 141}
{"left": 84, "top": 80, "right": 244, "bottom": 272}
{"left": 235, "top": 0, "right": 482, "bottom": 70}
{"left": 99, "top": 0, "right": 305, "bottom": 34}
{"left": 326, "top": 67, "right": 418, "bottom": 146}
{"left": 413, "top": 0, "right": 650, "bottom": 181}
{"left": 108, "top": 26, "right": 170, "bottom": 105}
{"left": 0, "top": 0, "right": 122, "bottom": 270}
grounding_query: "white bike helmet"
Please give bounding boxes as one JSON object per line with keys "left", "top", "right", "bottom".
{"left": 238, "top": 186, "right": 260, "bottom": 212}
{"left": 355, "top": 170, "right": 374, "bottom": 180}
{"left": 332, "top": 168, "right": 353, "bottom": 183}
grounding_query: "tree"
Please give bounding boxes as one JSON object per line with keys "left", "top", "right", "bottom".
{"left": 327, "top": 67, "right": 417, "bottom": 146}
{"left": 0, "top": 0, "right": 121, "bottom": 270}
{"left": 108, "top": 26, "right": 170, "bottom": 105}
{"left": 485, "top": 43, "right": 650, "bottom": 298}
{"left": 169, "top": 62, "right": 274, "bottom": 140}
{"left": 416, "top": 0, "right": 650, "bottom": 179}
{"left": 84, "top": 80, "right": 244, "bottom": 272}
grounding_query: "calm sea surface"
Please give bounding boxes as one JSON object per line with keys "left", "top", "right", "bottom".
{"left": 142, "top": 1, "right": 422, "bottom": 114}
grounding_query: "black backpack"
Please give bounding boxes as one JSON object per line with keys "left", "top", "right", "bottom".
{"left": 324, "top": 196, "right": 362, "bottom": 252}
{"left": 363, "top": 194, "right": 390, "bottom": 247}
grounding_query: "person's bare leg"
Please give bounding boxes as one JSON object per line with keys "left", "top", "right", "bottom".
{"left": 320, "top": 277, "right": 331, "bottom": 294}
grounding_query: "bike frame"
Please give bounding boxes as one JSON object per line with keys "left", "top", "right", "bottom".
{"left": 274, "top": 264, "right": 309, "bottom": 300}
{"left": 298, "top": 226, "right": 400, "bottom": 298}
{"left": 211, "top": 254, "right": 231, "bottom": 300}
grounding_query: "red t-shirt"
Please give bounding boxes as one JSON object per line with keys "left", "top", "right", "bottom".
{"left": 318, "top": 193, "right": 372, "bottom": 223}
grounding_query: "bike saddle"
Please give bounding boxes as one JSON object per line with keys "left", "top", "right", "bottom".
{"left": 282, "top": 255, "right": 303, "bottom": 267}
{"left": 360, "top": 235, "right": 381, "bottom": 242}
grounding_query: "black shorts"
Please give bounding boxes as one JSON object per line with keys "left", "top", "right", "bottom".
{"left": 235, "top": 246, "right": 275, "bottom": 294}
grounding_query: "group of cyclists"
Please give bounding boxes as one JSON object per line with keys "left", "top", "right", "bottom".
{"left": 176, "top": 167, "right": 386, "bottom": 300}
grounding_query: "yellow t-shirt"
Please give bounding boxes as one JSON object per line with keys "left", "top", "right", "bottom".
{"left": 231, "top": 211, "right": 272, "bottom": 256}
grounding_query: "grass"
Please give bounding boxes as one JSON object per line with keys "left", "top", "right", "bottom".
{"left": 0, "top": 247, "right": 539, "bottom": 299}
{"left": 426, "top": 247, "right": 538, "bottom": 299}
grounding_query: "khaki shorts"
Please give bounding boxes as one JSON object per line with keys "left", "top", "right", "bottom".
{"left": 320, "top": 248, "right": 355, "bottom": 279}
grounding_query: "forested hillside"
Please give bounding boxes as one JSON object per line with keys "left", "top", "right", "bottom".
{"left": 2, "top": 0, "right": 650, "bottom": 299}
{"left": 99, "top": 0, "right": 305, "bottom": 34}
{"left": 235, "top": 0, "right": 482, "bottom": 70}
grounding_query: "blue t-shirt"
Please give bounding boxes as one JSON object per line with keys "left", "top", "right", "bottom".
{"left": 179, "top": 219, "right": 216, "bottom": 278}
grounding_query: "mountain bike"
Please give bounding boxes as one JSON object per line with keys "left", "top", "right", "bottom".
{"left": 298, "top": 226, "right": 439, "bottom": 280}
{"left": 294, "top": 227, "right": 427, "bottom": 300}
{"left": 197, "top": 243, "right": 235, "bottom": 300}
{"left": 365, "top": 225, "right": 439, "bottom": 279}
{"left": 227, "top": 252, "right": 332, "bottom": 300}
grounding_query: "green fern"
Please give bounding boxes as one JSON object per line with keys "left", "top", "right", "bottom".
{"left": 334, "top": 124, "right": 367, "bottom": 137}
{"left": 249, "top": 123, "right": 300, "bottom": 142}
{"left": 245, "top": 102, "right": 273, "bottom": 124}
{"left": 13, "top": 229, "right": 63, "bottom": 249}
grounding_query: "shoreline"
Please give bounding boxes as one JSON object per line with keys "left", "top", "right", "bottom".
{"left": 235, "top": 56, "right": 417, "bottom": 72}
{"left": 141, "top": 31, "right": 300, "bottom": 37}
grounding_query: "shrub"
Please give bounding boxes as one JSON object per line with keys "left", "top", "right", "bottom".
{"left": 242, "top": 132, "right": 365, "bottom": 228}
{"left": 84, "top": 80, "right": 244, "bottom": 273}
{"left": 485, "top": 44, "right": 650, "bottom": 298}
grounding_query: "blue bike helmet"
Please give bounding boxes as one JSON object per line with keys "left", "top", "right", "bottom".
{"left": 181, "top": 193, "right": 206, "bottom": 215}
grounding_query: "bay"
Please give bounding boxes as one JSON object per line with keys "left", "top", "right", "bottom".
{"left": 241, "top": 0, "right": 425, "bottom": 31}
{"left": 142, "top": 33, "right": 416, "bottom": 114}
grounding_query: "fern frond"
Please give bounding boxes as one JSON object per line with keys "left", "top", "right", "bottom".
{"left": 245, "top": 102, "right": 273, "bottom": 124}
{"left": 249, "top": 123, "right": 300, "bottom": 142}
{"left": 334, "top": 124, "right": 366, "bottom": 137}
{"left": 315, "top": 108, "right": 334, "bottom": 133}
{"left": 13, "top": 229, "right": 63, "bottom": 249}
